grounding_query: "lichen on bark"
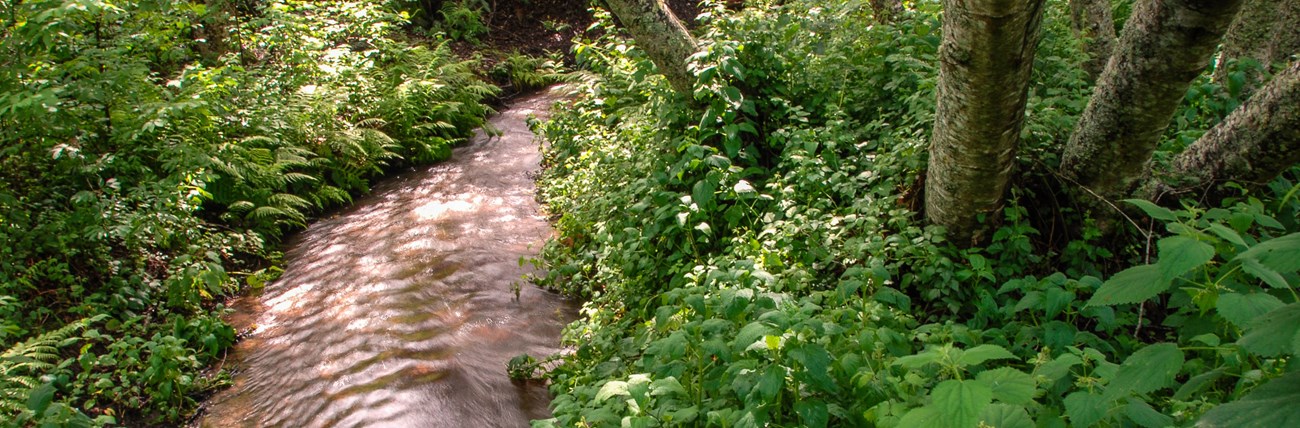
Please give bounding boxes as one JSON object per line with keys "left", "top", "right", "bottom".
{"left": 1059, "top": 0, "right": 1244, "bottom": 214}
{"left": 925, "top": 0, "right": 1047, "bottom": 246}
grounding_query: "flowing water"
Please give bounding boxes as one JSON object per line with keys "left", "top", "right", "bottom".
{"left": 198, "top": 88, "right": 577, "bottom": 428}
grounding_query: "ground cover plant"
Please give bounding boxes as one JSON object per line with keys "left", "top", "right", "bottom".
{"left": 530, "top": 0, "right": 1300, "bottom": 426}
{"left": 0, "top": 0, "right": 501, "bottom": 424}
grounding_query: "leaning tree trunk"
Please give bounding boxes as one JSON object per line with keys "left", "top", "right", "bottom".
{"left": 1142, "top": 60, "right": 1300, "bottom": 204}
{"left": 1068, "top": 0, "right": 1116, "bottom": 81}
{"left": 603, "top": 0, "right": 699, "bottom": 95}
{"left": 1214, "top": 0, "right": 1299, "bottom": 99}
{"left": 925, "top": 0, "right": 1047, "bottom": 246}
{"left": 1059, "top": 0, "right": 1244, "bottom": 215}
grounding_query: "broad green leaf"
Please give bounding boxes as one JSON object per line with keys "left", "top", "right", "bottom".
{"left": 977, "top": 367, "right": 1036, "bottom": 405}
{"left": 894, "top": 349, "right": 941, "bottom": 369}
{"left": 1240, "top": 258, "right": 1291, "bottom": 289}
{"left": 1238, "top": 303, "right": 1300, "bottom": 357}
{"left": 1087, "top": 264, "right": 1167, "bottom": 306}
{"left": 755, "top": 365, "right": 783, "bottom": 400}
{"left": 1043, "top": 287, "right": 1075, "bottom": 319}
{"left": 1197, "top": 371, "right": 1300, "bottom": 427}
{"left": 692, "top": 179, "right": 716, "bottom": 208}
{"left": 1207, "top": 223, "right": 1247, "bottom": 247}
{"left": 27, "top": 382, "right": 56, "bottom": 414}
{"left": 932, "top": 379, "right": 993, "bottom": 428}
{"left": 979, "top": 403, "right": 1035, "bottom": 428}
{"left": 957, "top": 344, "right": 1017, "bottom": 367}
{"left": 1175, "top": 369, "right": 1225, "bottom": 401}
{"left": 1234, "top": 233, "right": 1300, "bottom": 272}
{"left": 1104, "top": 343, "right": 1183, "bottom": 399}
{"left": 1036, "top": 353, "right": 1082, "bottom": 384}
{"left": 1216, "top": 293, "right": 1284, "bottom": 329}
{"left": 594, "top": 380, "right": 629, "bottom": 401}
{"left": 1124, "top": 399, "right": 1173, "bottom": 428}
{"left": 898, "top": 406, "right": 940, "bottom": 428}
{"left": 649, "top": 377, "right": 686, "bottom": 397}
{"left": 795, "top": 399, "right": 829, "bottom": 428}
{"left": 1156, "top": 236, "right": 1215, "bottom": 281}
{"left": 1063, "top": 391, "right": 1109, "bottom": 427}
{"left": 1124, "top": 199, "right": 1178, "bottom": 221}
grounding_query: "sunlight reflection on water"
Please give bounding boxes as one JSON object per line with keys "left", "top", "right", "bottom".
{"left": 197, "top": 88, "right": 577, "bottom": 428}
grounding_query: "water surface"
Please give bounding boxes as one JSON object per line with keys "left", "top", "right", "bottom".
{"left": 199, "top": 88, "right": 576, "bottom": 428}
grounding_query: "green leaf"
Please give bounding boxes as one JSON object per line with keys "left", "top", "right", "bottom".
{"left": 1123, "top": 399, "right": 1173, "bottom": 428}
{"left": 1087, "top": 264, "right": 1167, "bottom": 306}
{"left": 979, "top": 403, "right": 1035, "bottom": 428}
{"left": 692, "top": 179, "right": 716, "bottom": 208}
{"left": 1240, "top": 258, "right": 1292, "bottom": 289}
{"left": 594, "top": 380, "right": 629, "bottom": 401}
{"left": 976, "top": 367, "right": 1036, "bottom": 405}
{"left": 1124, "top": 199, "right": 1178, "bottom": 221}
{"left": 795, "top": 399, "right": 829, "bottom": 428}
{"left": 27, "top": 382, "right": 56, "bottom": 414}
{"left": 1216, "top": 293, "right": 1285, "bottom": 329}
{"left": 932, "top": 379, "right": 993, "bottom": 428}
{"left": 1234, "top": 233, "right": 1300, "bottom": 272}
{"left": 1036, "top": 353, "right": 1082, "bottom": 384}
{"left": 1104, "top": 343, "right": 1183, "bottom": 399}
{"left": 1175, "top": 368, "right": 1224, "bottom": 401}
{"left": 898, "top": 406, "right": 940, "bottom": 428}
{"left": 1207, "top": 223, "right": 1247, "bottom": 247}
{"left": 649, "top": 377, "right": 686, "bottom": 397}
{"left": 1063, "top": 391, "right": 1109, "bottom": 427}
{"left": 1237, "top": 303, "right": 1300, "bottom": 357}
{"left": 755, "top": 365, "right": 783, "bottom": 400}
{"left": 1197, "top": 371, "right": 1300, "bottom": 427}
{"left": 1156, "top": 236, "right": 1215, "bottom": 281}
{"left": 957, "top": 344, "right": 1017, "bottom": 367}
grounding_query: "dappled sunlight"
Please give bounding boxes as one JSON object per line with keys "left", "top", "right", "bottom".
{"left": 200, "top": 89, "right": 577, "bottom": 428}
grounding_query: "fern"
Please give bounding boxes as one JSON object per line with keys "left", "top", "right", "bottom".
{"left": 0, "top": 316, "right": 103, "bottom": 415}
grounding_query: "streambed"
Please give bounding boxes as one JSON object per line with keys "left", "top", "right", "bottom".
{"left": 197, "top": 88, "right": 577, "bottom": 427}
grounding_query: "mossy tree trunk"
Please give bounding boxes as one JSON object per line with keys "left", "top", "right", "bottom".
{"left": 925, "top": 0, "right": 1047, "bottom": 246}
{"left": 1143, "top": 60, "right": 1300, "bottom": 203}
{"left": 604, "top": 0, "right": 700, "bottom": 95}
{"left": 1059, "top": 0, "right": 1244, "bottom": 215}
{"left": 1215, "top": 0, "right": 1299, "bottom": 99}
{"left": 1068, "top": 0, "right": 1116, "bottom": 81}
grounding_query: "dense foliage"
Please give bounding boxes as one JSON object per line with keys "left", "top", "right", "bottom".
{"left": 0, "top": 0, "right": 498, "bottom": 424}
{"left": 532, "top": 1, "right": 1300, "bottom": 427}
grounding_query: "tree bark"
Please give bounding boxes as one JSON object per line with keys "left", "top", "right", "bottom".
{"left": 1142, "top": 60, "right": 1300, "bottom": 203}
{"left": 1059, "top": 0, "right": 1244, "bottom": 214}
{"left": 603, "top": 0, "right": 699, "bottom": 95}
{"left": 1068, "top": 0, "right": 1116, "bottom": 81}
{"left": 925, "top": 0, "right": 1047, "bottom": 246}
{"left": 1214, "top": 0, "right": 1299, "bottom": 99}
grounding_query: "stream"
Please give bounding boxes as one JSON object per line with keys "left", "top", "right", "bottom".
{"left": 197, "top": 88, "right": 578, "bottom": 427}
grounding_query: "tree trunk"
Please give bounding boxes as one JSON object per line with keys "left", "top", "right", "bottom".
{"left": 1214, "top": 0, "right": 1299, "bottom": 99}
{"left": 1142, "top": 60, "right": 1300, "bottom": 203}
{"left": 925, "top": 0, "right": 1047, "bottom": 246}
{"left": 1059, "top": 0, "right": 1244, "bottom": 214}
{"left": 603, "top": 0, "right": 699, "bottom": 95}
{"left": 1068, "top": 0, "right": 1116, "bottom": 81}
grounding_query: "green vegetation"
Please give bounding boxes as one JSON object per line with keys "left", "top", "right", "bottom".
{"left": 532, "top": 1, "right": 1300, "bottom": 427}
{"left": 0, "top": 0, "right": 499, "bottom": 424}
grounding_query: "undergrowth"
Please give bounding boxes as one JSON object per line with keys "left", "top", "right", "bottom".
{"left": 531, "top": 1, "right": 1300, "bottom": 427}
{"left": 0, "top": 0, "right": 497, "bottom": 424}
